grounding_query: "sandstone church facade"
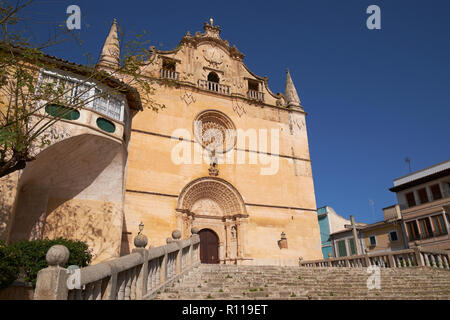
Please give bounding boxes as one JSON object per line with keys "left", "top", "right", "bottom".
{"left": 1, "top": 20, "right": 322, "bottom": 266}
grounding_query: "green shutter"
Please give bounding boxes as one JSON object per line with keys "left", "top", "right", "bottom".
{"left": 96, "top": 118, "right": 116, "bottom": 133}
{"left": 45, "top": 104, "right": 80, "bottom": 120}
{"left": 337, "top": 240, "right": 347, "bottom": 257}
{"left": 349, "top": 238, "right": 356, "bottom": 255}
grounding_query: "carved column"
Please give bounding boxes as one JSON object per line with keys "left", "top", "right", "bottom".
{"left": 224, "top": 222, "right": 231, "bottom": 260}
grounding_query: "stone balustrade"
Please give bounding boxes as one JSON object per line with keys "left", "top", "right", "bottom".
{"left": 247, "top": 90, "right": 264, "bottom": 102}
{"left": 160, "top": 69, "right": 180, "bottom": 81}
{"left": 299, "top": 247, "right": 450, "bottom": 269}
{"left": 34, "top": 229, "right": 200, "bottom": 300}
{"left": 198, "top": 80, "right": 230, "bottom": 95}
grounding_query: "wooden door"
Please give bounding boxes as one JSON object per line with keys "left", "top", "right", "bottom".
{"left": 199, "top": 229, "right": 219, "bottom": 264}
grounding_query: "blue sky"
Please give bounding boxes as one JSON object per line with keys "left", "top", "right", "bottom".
{"left": 18, "top": 0, "right": 450, "bottom": 223}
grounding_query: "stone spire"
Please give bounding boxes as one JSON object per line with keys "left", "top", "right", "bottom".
{"left": 285, "top": 69, "right": 302, "bottom": 109}
{"left": 97, "top": 19, "right": 120, "bottom": 71}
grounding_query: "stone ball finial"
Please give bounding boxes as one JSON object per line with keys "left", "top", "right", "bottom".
{"left": 46, "top": 245, "right": 70, "bottom": 267}
{"left": 134, "top": 234, "right": 148, "bottom": 248}
{"left": 172, "top": 230, "right": 182, "bottom": 240}
{"left": 166, "top": 237, "right": 174, "bottom": 244}
{"left": 191, "top": 227, "right": 200, "bottom": 235}
{"left": 134, "top": 222, "right": 148, "bottom": 248}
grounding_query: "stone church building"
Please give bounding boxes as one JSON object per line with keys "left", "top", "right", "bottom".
{"left": 1, "top": 20, "right": 322, "bottom": 266}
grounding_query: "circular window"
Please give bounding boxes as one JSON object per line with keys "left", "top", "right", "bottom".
{"left": 193, "top": 110, "right": 236, "bottom": 153}
{"left": 96, "top": 117, "right": 116, "bottom": 133}
{"left": 45, "top": 104, "right": 80, "bottom": 121}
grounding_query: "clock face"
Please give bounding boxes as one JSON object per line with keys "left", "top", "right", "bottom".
{"left": 203, "top": 47, "right": 223, "bottom": 67}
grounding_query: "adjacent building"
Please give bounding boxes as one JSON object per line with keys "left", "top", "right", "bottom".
{"left": 389, "top": 159, "right": 450, "bottom": 250}
{"left": 317, "top": 206, "right": 357, "bottom": 258}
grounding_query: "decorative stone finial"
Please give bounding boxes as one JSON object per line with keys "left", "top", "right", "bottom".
{"left": 285, "top": 69, "right": 302, "bottom": 110}
{"left": 97, "top": 18, "right": 120, "bottom": 71}
{"left": 210, "top": 18, "right": 214, "bottom": 26}
{"left": 172, "top": 230, "right": 182, "bottom": 240}
{"left": 191, "top": 227, "right": 200, "bottom": 235}
{"left": 46, "top": 245, "right": 70, "bottom": 267}
{"left": 134, "top": 222, "right": 148, "bottom": 248}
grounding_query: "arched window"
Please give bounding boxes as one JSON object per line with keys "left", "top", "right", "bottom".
{"left": 207, "top": 72, "right": 219, "bottom": 83}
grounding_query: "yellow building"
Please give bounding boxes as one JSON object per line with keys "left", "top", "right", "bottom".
{"left": 1, "top": 19, "right": 323, "bottom": 266}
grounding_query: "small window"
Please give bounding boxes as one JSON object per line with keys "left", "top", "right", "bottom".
{"left": 248, "top": 79, "right": 259, "bottom": 92}
{"left": 389, "top": 231, "right": 398, "bottom": 242}
{"left": 369, "top": 235, "right": 377, "bottom": 246}
{"left": 417, "top": 188, "right": 429, "bottom": 204}
{"left": 45, "top": 104, "right": 80, "bottom": 121}
{"left": 405, "top": 192, "right": 416, "bottom": 207}
{"left": 419, "top": 218, "right": 433, "bottom": 237}
{"left": 430, "top": 184, "right": 442, "bottom": 201}
{"left": 207, "top": 72, "right": 219, "bottom": 83}
{"left": 96, "top": 117, "right": 116, "bottom": 133}
{"left": 431, "top": 215, "right": 446, "bottom": 236}
{"left": 407, "top": 221, "right": 419, "bottom": 240}
{"left": 162, "top": 59, "right": 176, "bottom": 72}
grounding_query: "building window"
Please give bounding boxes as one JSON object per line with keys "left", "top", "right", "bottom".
{"left": 431, "top": 215, "right": 446, "bottom": 236}
{"left": 337, "top": 240, "right": 347, "bottom": 257}
{"left": 407, "top": 221, "right": 420, "bottom": 241}
{"left": 248, "top": 79, "right": 259, "bottom": 91}
{"left": 389, "top": 231, "right": 398, "bottom": 242}
{"left": 405, "top": 192, "right": 416, "bottom": 207}
{"left": 430, "top": 184, "right": 442, "bottom": 201}
{"left": 96, "top": 117, "right": 116, "bottom": 133}
{"left": 207, "top": 72, "right": 220, "bottom": 83}
{"left": 417, "top": 188, "right": 429, "bottom": 204}
{"left": 369, "top": 235, "right": 377, "bottom": 246}
{"left": 45, "top": 104, "right": 80, "bottom": 121}
{"left": 418, "top": 218, "right": 433, "bottom": 238}
{"left": 348, "top": 238, "right": 356, "bottom": 255}
{"left": 162, "top": 59, "right": 176, "bottom": 72}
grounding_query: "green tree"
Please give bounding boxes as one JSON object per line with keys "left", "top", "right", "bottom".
{"left": 0, "top": 0, "right": 163, "bottom": 179}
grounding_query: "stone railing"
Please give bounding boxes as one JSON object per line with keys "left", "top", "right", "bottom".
{"left": 198, "top": 80, "right": 230, "bottom": 95}
{"left": 160, "top": 69, "right": 180, "bottom": 81}
{"left": 247, "top": 90, "right": 264, "bottom": 102}
{"left": 299, "top": 247, "right": 450, "bottom": 269}
{"left": 34, "top": 228, "right": 200, "bottom": 300}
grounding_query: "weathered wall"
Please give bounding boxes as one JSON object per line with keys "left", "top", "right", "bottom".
{"left": 0, "top": 172, "right": 20, "bottom": 241}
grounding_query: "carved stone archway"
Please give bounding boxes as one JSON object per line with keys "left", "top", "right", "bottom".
{"left": 176, "top": 177, "right": 248, "bottom": 264}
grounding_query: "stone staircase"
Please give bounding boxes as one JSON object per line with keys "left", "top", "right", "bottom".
{"left": 154, "top": 264, "right": 450, "bottom": 300}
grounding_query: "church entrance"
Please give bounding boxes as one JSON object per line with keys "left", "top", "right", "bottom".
{"left": 199, "top": 229, "right": 219, "bottom": 264}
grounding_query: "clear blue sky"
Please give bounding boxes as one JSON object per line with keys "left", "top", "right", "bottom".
{"left": 19, "top": 0, "right": 450, "bottom": 223}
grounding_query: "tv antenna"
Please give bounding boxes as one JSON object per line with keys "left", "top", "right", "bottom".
{"left": 405, "top": 157, "right": 412, "bottom": 173}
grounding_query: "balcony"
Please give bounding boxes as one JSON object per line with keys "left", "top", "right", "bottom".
{"left": 408, "top": 230, "right": 448, "bottom": 242}
{"left": 160, "top": 69, "right": 179, "bottom": 81}
{"left": 198, "top": 80, "right": 230, "bottom": 95}
{"left": 247, "top": 90, "right": 264, "bottom": 102}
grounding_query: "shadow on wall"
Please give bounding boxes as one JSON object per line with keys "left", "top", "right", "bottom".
{"left": 0, "top": 172, "right": 19, "bottom": 241}
{"left": 8, "top": 133, "right": 125, "bottom": 261}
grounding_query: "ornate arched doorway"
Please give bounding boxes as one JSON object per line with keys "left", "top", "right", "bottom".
{"left": 199, "top": 229, "right": 219, "bottom": 264}
{"left": 176, "top": 177, "right": 248, "bottom": 264}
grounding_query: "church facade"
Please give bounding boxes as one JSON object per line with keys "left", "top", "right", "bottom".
{"left": 1, "top": 20, "right": 322, "bottom": 266}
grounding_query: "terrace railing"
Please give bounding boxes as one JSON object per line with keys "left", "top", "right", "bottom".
{"left": 34, "top": 229, "right": 200, "bottom": 300}
{"left": 198, "top": 80, "right": 230, "bottom": 95}
{"left": 299, "top": 247, "right": 450, "bottom": 269}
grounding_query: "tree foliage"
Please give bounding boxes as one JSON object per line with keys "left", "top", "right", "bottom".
{"left": 0, "top": 0, "right": 164, "bottom": 179}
